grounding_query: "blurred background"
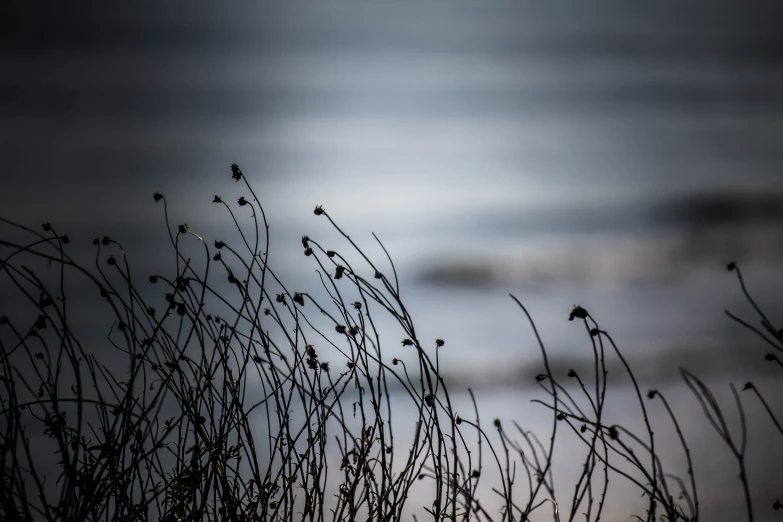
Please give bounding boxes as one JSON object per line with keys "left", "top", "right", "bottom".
{"left": 2, "top": 1, "right": 783, "bottom": 518}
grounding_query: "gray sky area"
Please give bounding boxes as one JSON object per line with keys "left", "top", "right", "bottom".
{"left": 2, "top": 2, "right": 783, "bottom": 519}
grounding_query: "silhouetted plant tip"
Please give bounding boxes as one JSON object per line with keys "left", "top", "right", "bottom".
{"left": 178, "top": 223, "right": 188, "bottom": 233}
{"left": 213, "top": 194, "right": 222, "bottom": 203}
{"left": 314, "top": 205, "right": 324, "bottom": 215}
{"left": 327, "top": 250, "right": 336, "bottom": 257}
{"left": 436, "top": 338, "right": 445, "bottom": 347}
{"left": 214, "top": 239, "right": 225, "bottom": 249}
{"left": 401, "top": 338, "right": 413, "bottom": 346}
{"left": 293, "top": 292, "right": 305, "bottom": 306}
{"left": 493, "top": 418, "right": 501, "bottom": 428}
{"left": 743, "top": 382, "right": 754, "bottom": 391}
{"left": 304, "top": 246, "right": 313, "bottom": 256}
{"left": 101, "top": 235, "right": 111, "bottom": 245}
{"left": 647, "top": 389, "right": 658, "bottom": 399}
{"left": 42, "top": 222, "right": 51, "bottom": 231}
{"left": 567, "top": 369, "right": 577, "bottom": 378}
{"left": 230, "top": 162, "right": 242, "bottom": 180}
{"left": 727, "top": 261, "right": 737, "bottom": 271}
{"left": 238, "top": 196, "right": 249, "bottom": 206}
{"left": 153, "top": 191, "right": 163, "bottom": 202}
{"left": 335, "top": 324, "right": 346, "bottom": 334}
{"left": 569, "top": 304, "right": 588, "bottom": 321}
{"left": 334, "top": 265, "right": 346, "bottom": 279}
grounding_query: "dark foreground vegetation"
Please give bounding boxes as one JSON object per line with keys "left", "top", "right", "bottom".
{"left": 1, "top": 165, "right": 781, "bottom": 522}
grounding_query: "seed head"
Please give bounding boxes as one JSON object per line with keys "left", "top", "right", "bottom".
{"left": 353, "top": 301, "right": 361, "bottom": 310}
{"left": 569, "top": 305, "right": 588, "bottom": 321}
{"left": 213, "top": 195, "right": 222, "bottom": 203}
{"left": 304, "top": 247, "right": 313, "bottom": 256}
{"left": 153, "top": 192, "right": 163, "bottom": 202}
{"left": 42, "top": 222, "right": 52, "bottom": 232}
{"left": 177, "top": 224, "right": 188, "bottom": 234}
{"left": 230, "top": 163, "right": 242, "bottom": 181}
{"left": 237, "top": 196, "right": 248, "bottom": 207}
{"left": 727, "top": 261, "right": 736, "bottom": 271}
{"left": 313, "top": 205, "right": 324, "bottom": 216}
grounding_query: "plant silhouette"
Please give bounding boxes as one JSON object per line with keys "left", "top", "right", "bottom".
{"left": 1, "top": 165, "right": 781, "bottom": 521}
